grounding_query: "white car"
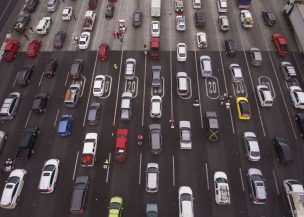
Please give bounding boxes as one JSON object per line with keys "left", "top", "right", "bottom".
{"left": 38, "top": 159, "right": 60, "bottom": 193}
{"left": 243, "top": 132, "right": 260, "bottom": 161}
{"left": 218, "top": 15, "right": 229, "bottom": 31}
{"left": 62, "top": 6, "right": 73, "bottom": 20}
{"left": 146, "top": 163, "right": 159, "bottom": 193}
{"left": 93, "top": 75, "right": 105, "bottom": 97}
{"left": 79, "top": 32, "right": 91, "bottom": 49}
{"left": 177, "top": 43, "right": 187, "bottom": 62}
{"left": 200, "top": 55, "right": 212, "bottom": 77}
{"left": 230, "top": 64, "right": 243, "bottom": 82}
{"left": 196, "top": 32, "right": 207, "bottom": 48}
{"left": 240, "top": 10, "right": 254, "bottom": 28}
{"left": 218, "top": 0, "right": 228, "bottom": 13}
{"left": 289, "top": 86, "right": 304, "bottom": 109}
{"left": 178, "top": 186, "right": 194, "bottom": 217}
{"left": 36, "top": 17, "right": 52, "bottom": 35}
{"left": 0, "top": 169, "right": 27, "bottom": 209}
{"left": 150, "top": 96, "right": 162, "bottom": 119}
{"left": 176, "top": 15, "right": 186, "bottom": 31}
{"left": 280, "top": 61, "right": 297, "bottom": 80}
{"left": 124, "top": 58, "right": 136, "bottom": 80}
{"left": 214, "top": 171, "right": 231, "bottom": 205}
{"left": 82, "top": 132, "right": 98, "bottom": 167}
{"left": 151, "top": 21, "right": 160, "bottom": 37}
{"left": 256, "top": 85, "right": 273, "bottom": 107}
{"left": 179, "top": 121, "right": 192, "bottom": 149}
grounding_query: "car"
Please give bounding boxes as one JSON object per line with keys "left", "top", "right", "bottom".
{"left": 176, "top": 72, "right": 190, "bottom": 97}
{"left": 289, "top": 86, "right": 304, "bottom": 109}
{"left": 0, "top": 92, "right": 21, "bottom": 120}
{"left": 114, "top": 129, "right": 128, "bottom": 162}
{"left": 214, "top": 171, "right": 231, "bottom": 205}
{"left": 262, "top": 10, "right": 276, "bottom": 26}
{"left": 206, "top": 111, "right": 220, "bottom": 142}
{"left": 218, "top": 15, "right": 229, "bottom": 31}
{"left": 16, "top": 63, "right": 35, "bottom": 87}
{"left": 47, "top": 0, "right": 59, "bottom": 12}
{"left": 178, "top": 186, "right": 194, "bottom": 217}
{"left": 218, "top": 0, "right": 228, "bottom": 12}
{"left": 53, "top": 31, "right": 66, "bottom": 48}
{"left": 247, "top": 168, "right": 267, "bottom": 204}
{"left": 69, "top": 59, "right": 84, "bottom": 79}
{"left": 93, "top": 75, "right": 105, "bottom": 97}
{"left": 0, "top": 131, "right": 8, "bottom": 154}
{"left": 150, "top": 96, "right": 162, "bottom": 119}
{"left": 146, "top": 203, "right": 158, "bottom": 217}
{"left": 0, "top": 169, "right": 27, "bottom": 209}
{"left": 249, "top": 48, "right": 262, "bottom": 66}
{"left": 79, "top": 32, "right": 91, "bottom": 49}
{"left": 243, "top": 132, "right": 260, "bottom": 161}
{"left": 152, "top": 66, "right": 161, "bottom": 88}
{"left": 240, "top": 10, "right": 254, "bottom": 28}
{"left": 2, "top": 40, "right": 20, "bottom": 62}
{"left": 124, "top": 58, "right": 136, "bottom": 80}
{"left": 132, "top": 11, "right": 143, "bottom": 27}
{"left": 175, "top": 0, "right": 184, "bottom": 13}
{"left": 151, "top": 21, "right": 160, "bottom": 37}
{"left": 70, "top": 176, "right": 89, "bottom": 214}
{"left": 224, "top": 40, "right": 237, "bottom": 57}
{"left": 31, "top": 92, "right": 49, "bottom": 113}
{"left": 105, "top": 3, "right": 115, "bottom": 19}
{"left": 200, "top": 55, "right": 212, "bottom": 77}
{"left": 230, "top": 64, "right": 243, "bottom": 82}
{"left": 98, "top": 43, "right": 109, "bottom": 60}
{"left": 43, "top": 58, "right": 58, "bottom": 78}
{"left": 108, "top": 196, "right": 123, "bottom": 217}
{"left": 272, "top": 33, "right": 288, "bottom": 56}
{"left": 179, "top": 121, "right": 192, "bottom": 149}
{"left": 273, "top": 137, "right": 294, "bottom": 164}
{"left": 280, "top": 61, "right": 296, "bottom": 80}
{"left": 177, "top": 43, "right": 187, "bottom": 62}
{"left": 146, "top": 163, "right": 159, "bottom": 193}
{"left": 38, "top": 159, "right": 60, "bottom": 193}
{"left": 15, "top": 126, "right": 40, "bottom": 160}
{"left": 194, "top": 12, "right": 205, "bottom": 28}
{"left": 120, "top": 92, "right": 133, "bottom": 121}
{"left": 24, "top": 0, "right": 39, "bottom": 12}
{"left": 149, "top": 124, "right": 162, "bottom": 155}
{"left": 26, "top": 40, "right": 41, "bottom": 57}
{"left": 236, "top": 97, "right": 251, "bottom": 120}
{"left": 176, "top": 15, "right": 186, "bottom": 31}
{"left": 36, "top": 17, "right": 51, "bottom": 35}
{"left": 256, "top": 85, "right": 273, "bottom": 107}
{"left": 87, "top": 102, "right": 101, "bottom": 125}
{"left": 88, "top": 0, "right": 97, "bottom": 10}
{"left": 196, "top": 32, "right": 207, "bottom": 48}
{"left": 296, "top": 112, "right": 304, "bottom": 138}
{"left": 57, "top": 113, "right": 73, "bottom": 136}
{"left": 62, "top": 6, "right": 73, "bottom": 20}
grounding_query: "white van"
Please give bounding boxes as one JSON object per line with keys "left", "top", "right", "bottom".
{"left": 193, "top": 0, "right": 201, "bottom": 9}
{"left": 36, "top": 17, "right": 51, "bottom": 35}
{"left": 47, "top": 0, "right": 59, "bottom": 12}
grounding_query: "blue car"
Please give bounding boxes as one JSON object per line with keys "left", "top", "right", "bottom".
{"left": 58, "top": 113, "right": 73, "bottom": 136}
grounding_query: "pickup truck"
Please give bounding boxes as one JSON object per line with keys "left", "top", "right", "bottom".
{"left": 81, "top": 133, "right": 98, "bottom": 167}
{"left": 214, "top": 171, "right": 231, "bottom": 205}
{"left": 64, "top": 81, "right": 82, "bottom": 107}
{"left": 15, "top": 126, "right": 40, "bottom": 160}
{"left": 83, "top": 10, "right": 96, "bottom": 31}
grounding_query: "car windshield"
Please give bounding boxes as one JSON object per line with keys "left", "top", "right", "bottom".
{"left": 7, "top": 176, "right": 20, "bottom": 184}
{"left": 44, "top": 164, "right": 55, "bottom": 171}
{"left": 109, "top": 202, "right": 121, "bottom": 209}
{"left": 216, "top": 177, "right": 227, "bottom": 183}
{"left": 251, "top": 151, "right": 260, "bottom": 157}
{"left": 181, "top": 193, "right": 192, "bottom": 201}
{"left": 85, "top": 138, "right": 95, "bottom": 143}
{"left": 240, "top": 100, "right": 250, "bottom": 116}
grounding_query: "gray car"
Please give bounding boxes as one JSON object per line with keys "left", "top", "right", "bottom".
{"left": 146, "top": 203, "right": 158, "bottom": 217}
{"left": 247, "top": 168, "right": 267, "bottom": 204}
{"left": 132, "top": 11, "right": 143, "bottom": 27}
{"left": 152, "top": 66, "right": 161, "bottom": 88}
{"left": 200, "top": 55, "right": 212, "bottom": 77}
{"left": 87, "top": 102, "right": 101, "bottom": 125}
{"left": 249, "top": 48, "right": 262, "bottom": 66}
{"left": 70, "top": 176, "right": 89, "bottom": 214}
{"left": 149, "top": 124, "right": 162, "bottom": 155}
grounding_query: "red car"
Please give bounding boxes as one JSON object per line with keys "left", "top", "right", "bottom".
{"left": 114, "top": 129, "right": 128, "bottom": 162}
{"left": 88, "top": 0, "right": 97, "bottom": 10}
{"left": 26, "top": 40, "right": 41, "bottom": 57}
{"left": 98, "top": 43, "right": 109, "bottom": 60}
{"left": 2, "top": 40, "right": 20, "bottom": 62}
{"left": 150, "top": 37, "right": 160, "bottom": 60}
{"left": 272, "top": 33, "right": 288, "bottom": 56}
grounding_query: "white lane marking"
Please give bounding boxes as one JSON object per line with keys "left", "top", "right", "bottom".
{"left": 64, "top": 70, "right": 69, "bottom": 87}
{"left": 24, "top": 110, "right": 31, "bottom": 128}
{"left": 38, "top": 73, "right": 44, "bottom": 87}
{"left": 53, "top": 109, "right": 59, "bottom": 127}
{"left": 72, "top": 151, "right": 79, "bottom": 181}
{"left": 205, "top": 163, "right": 209, "bottom": 190}
{"left": 0, "top": 0, "right": 14, "bottom": 23}
{"left": 169, "top": 2, "right": 173, "bottom": 118}
{"left": 138, "top": 152, "right": 142, "bottom": 185}
{"left": 12, "top": 74, "right": 17, "bottom": 87}
{"left": 205, "top": 76, "right": 221, "bottom": 100}
{"left": 105, "top": 153, "right": 111, "bottom": 183}
{"left": 93, "top": 0, "right": 107, "bottom": 47}
{"left": 71, "top": 0, "right": 87, "bottom": 51}
{"left": 172, "top": 155, "right": 175, "bottom": 187}
{"left": 194, "top": 51, "right": 204, "bottom": 128}
{"left": 239, "top": 168, "right": 245, "bottom": 192}
{"left": 141, "top": 56, "right": 147, "bottom": 126}
{"left": 272, "top": 170, "right": 280, "bottom": 195}
{"left": 99, "top": 76, "right": 113, "bottom": 99}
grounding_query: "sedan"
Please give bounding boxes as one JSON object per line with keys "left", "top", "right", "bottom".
{"left": 177, "top": 43, "right": 187, "bottom": 62}
{"left": 151, "top": 21, "right": 160, "bottom": 37}
{"left": 146, "top": 163, "right": 159, "bottom": 193}
{"left": 230, "top": 63, "right": 243, "bottom": 82}
{"left": 16, "top": 63, "right": 34, "bottom": 87}
{"left": 243, "top": 132, "right": 260, "bottom": 161}
{"left": 87, "top": 102, "right": 101, "bottom": 125}
{"left": 38, "top": 159, "right": 60, "bottom": 193}
{"left": 236, "top": 97, "right": 251, "bottom": 120}
{"left": 43, "top": 58, "right": 58, "bottom": 78}
{"left": 53, "top": 31, "right": 66, "bottom": 48}
{"left": 108, "top": 196, "right": 124, "bottom": 216}
{"left": 79, "top": 32, "right": 91, "bottom": 49}
{"left": 105, "top": 3, "right": 115, "bottom": 19}
{"left": 150, "top": 96, "right": 162, "bottom": 119}
{"left": 93, "top": 75, "right": 105, "bottom": 97}
{"left": 249, "top": 48, "right": 262, "bottom": 66}
{"left": 62, "top": 6, "right": 73, "bottom": 20}
{"left": 57, "top": 113, "right": 73, "bottom": 136}
{"left": 289, "top": 86, "right": 304, "bottom": 109}
{"left": 256, "top": 85, "right": 273, "bottom": 107}
{"left": 0, "top": 169, "right": 27, "bottom": 209}
{"left": 26, "top": 40, "right": 41, "bottom": 57}
{"left": 247, "top": 168, "right": 267, "bottom": 204}
{"left": 179, "top": 121, "right": 192, "bottom": 149}
{"left": 200, "top": 55, "right": 212, "bottom": 77}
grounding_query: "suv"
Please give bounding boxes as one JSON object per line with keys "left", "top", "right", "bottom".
{"left": 149, "top": 124, "right": 162, "bottom": 155}
{"left": 69, "top": 59, "right": 84, "bottom": 79}
{"left": 15, "top": 126, "right": 40, "bottom": 160}
{"left": 31, "top": 93, "right": 49, "bottom": 113}
{"left": 132, "top": 11, "right": 143, "bottom": 27}
{"left": 43, "top": 58, "right": 58, "bottom": 78}
{"left": 262, "top": 10, "right": 276, "bottom": 27}
{"left": 224, "top": 40, "right": 237, "bottom": 57}
{"left": 256, "top": 85, "right": 273, "bottom": 107}
{"left": 87, "top": 102, "right": 101, "bottom": 125}
{"left": 176, "top": 72, "right": 190, "bottom": 97}
{"left": 70, "top": 176, "right": 89, "bottom": 214}
{"left": 0, "top": 92, "right": 21, "bottom": 120}
{"left": 120, "top": 92, "right": 132, "bottom": 121}
{"left": 176, "top": 15, "right": 186, "bottom": 31}
{"left": 194, "top": 12, "right": 205, "bottom": 28}
{"left": 16, "top": 63, "right": 35, "bottom": 87}
{"left": 124, "top": 58, "right": 136, "bottom": 80}
{"left": 296, "top": 112, "right": 304, "bottom": 138}
{"left": 273, "top": 137, "right": 294, "bottom": 164}
{"left": 247, "top": 168, "right": 267, "bottom": 204}
{"left": 178, "top": 186, "right": 194, "bottom": 217}
{"left": 24, "top": 0, "right": 39, "bottom": 12}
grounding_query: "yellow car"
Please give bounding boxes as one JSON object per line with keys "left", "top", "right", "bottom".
{"left": 108, "top": 196, "right": 123, "bottom": 217}
{"left": 236, "top": 97, "right": 251, "bottom": 120}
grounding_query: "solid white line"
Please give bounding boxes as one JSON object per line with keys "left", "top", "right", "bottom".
{"left": 194, "top": 51, "right": 204, "bottom": 128}
{"left": 239, "top": 168, "right": 245, "bottom": 192}
{"left": 172, "top": 155, "right": 175, "bottom": 187}
{"left": 141, "top": 57, "right": 147, "bottom": 126}
{"left": 272, "top": 170, "right": 280, "bottom": 195}
{"left": 53, "top": 109, "right": 59, "bottom": 127}
{"left": 0, "top": 0, "right": 14, "bottom": 23}
{"left": 24, "top": 110, "right": 31, "bottom": 128}
{"left": 105, "top": 153, "right": 111, "bottom": 183}
{"left": 169, "top": 0, "right": 173, "bottom": 118}
{"left": 205, "top": 163, "right": 209, "bottom": 190}
{"left": 72, "top": 151, "right": 79, "bottom": 181}
{"left": 71, "top": 0, "right": 87, "bottom": 51}
{"left": 93, "top": 0, "right": 107, "bottom": 47}
{"left": 38, "top": 73, "right": 44, "bottom": 87}
{"left": 138, "top": 152, "right": 142, "bottom": 185}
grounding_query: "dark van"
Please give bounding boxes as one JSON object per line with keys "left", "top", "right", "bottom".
{"left": 273, "top": 137, "right": 294, "bottom": 165}
{"left": 70, "top": 176, "right": 89, "bottom": 214}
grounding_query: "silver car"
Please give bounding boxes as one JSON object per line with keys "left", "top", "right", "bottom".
{"left": 146, "top": 163, "right": 159, "bottom": 193}
{"left": 247, "top": 168, "right": 267, "bottom": 204}
{"left": 87, "top": 102, "right": 101, "bottom": 125}
{"left": 249, "top": 48, "right": 262, "bottom": 66}
{"left": 200, "top": 55, "right": 212, "bottom": 77}
{"left": 179, "top": 121, "right": 192, "bottom": 149}
{"left": 149, "top": 124, "right": 162, "bottom": 155}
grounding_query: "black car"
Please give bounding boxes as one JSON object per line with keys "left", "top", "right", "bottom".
{"left": 105, "top": 3, "right": 115, "bottom": 19}
{"left": 194, "top": 12, "right": 205, "bottom": 28}
{"left": 53, "top": 31, "right": 66, "bottom": 48}
{"left": 24, "top": 0, "right": 39, "bottom": 12}
{"left": 224, "top": 40, "right": 237, "bottom": 57}
{"left": 296, "top": 112, "right": 304, "bottom": 138}
{"left": 15, "top": 126, "right": 40, "bottom": 160}
{"left": 16, "top": 63, "right": 35, "bottom": 87}
{"left": 31, "top": 93, "right": 49, "bottom": 113}
{"left": 87, "top": 102, "right": 101, "bottom": 125}
{"left": 273, "top": 137, "right": 294, "bottom": 165}
{"left": 262, "top": 10, "right": 276, "bottom": 27}
{"left": 15, "top": 12, "right": 31, "bottom": 33}
{"left": 43, "top": 58, "right": 58, "bottom": 78}
{"left": 70, "top": 59, "right": 84, "bottom": 79}
{"left": 132, "top": 11, "right": 143, "bottom": 27}
{"left": 70, "top": 176, "right": 89, "bottom": 214}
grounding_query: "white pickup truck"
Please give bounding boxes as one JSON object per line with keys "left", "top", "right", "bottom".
{"left": 83, "top": 10, "right": 96, "bottom": 31}
{"left": 214, "top": 171, "right": 231, "bottom": 205}
{"left": 283, "top": 179, "right": 304, "bottom": 217}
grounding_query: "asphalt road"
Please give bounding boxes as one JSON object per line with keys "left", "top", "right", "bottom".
{"left": 0, "top": 0, "right": 304, "bottom": 217}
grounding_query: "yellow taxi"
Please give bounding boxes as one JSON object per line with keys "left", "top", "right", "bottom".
{"left": 236, "top": 97, "right": 251, "bottom": 120}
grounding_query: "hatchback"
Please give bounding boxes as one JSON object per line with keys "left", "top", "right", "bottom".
{"left": 218, "top": 15, "right": 229, "bottom": 31}
{"left": 243, "top": 132, "right": 260, "bottom": 161}
{"left": 70, "top": 59, "right": 84, "bottom": 79}
{"left": 262, "top": 10, "right": 276, "bottom": 26}
{"left": 43, "top": 58, "right": 58, "bottom": 78}
{"left": 146, "top": 163, "right": 159, "bottom": 193}
{"left": 200, "top": 55, "right": 212, "bottom": 77}
{"left": 150, "top": 96, "right": 162, "bottom": 119}
{"left": 230, "top": 64, "right": 243, "bottom": 82}
{"left": 151, "top": 21, "right": 160, "bottom": 37}
{"left": 93, "top": 75, "right": 105, "bottom": 97}
{"left": 196, "top": 32, "right": 207, "bottom": 48}
{"left": 256, "top": 85, "right": 273, "bottom": 107}
{"left": 224, "top": 40, "right": 237, "bottom": 57}
{"left": 177, "top": 43, "right": 187, "bottom": 62}
{"left": 53, "top": 31, "right": 66, "bottom": 48}
{"left": 176, "top": 72, "right": 190, "bottom": 97}
{"left": 273, "top": 137, "right": 294, "bottom": 164}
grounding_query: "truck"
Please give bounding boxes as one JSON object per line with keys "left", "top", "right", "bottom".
{"left": 83, "top": 10, "right": 96, "bottom": 31}
{"left": 150, "top": 38, "right": 160, "bottom": 60}
{"left": 283, "top": 179, "right": 304, "bottom": 217}
{"left": 81, "top": 133, "right": 98, "bottom": 167}
{"left": 236, "top": 0, "right": 251, "bottom": 9}
{"left": 114, "top": 129, "right": 128, "bottom": 162}
{"left": 64, "top": 81, "right": 82, "bottom": 107}
{"left": 214, "top": 171, "right": 231, "bottom": 205}
{"left": 283, "top": 0, "right": 304, "bottom": 53}
{"left": 151, "top": 0, "right": 161, "bottom": 17}
{"left": 15, "top": 126, "right": 39, "bottom": 160}
{"left": 240, "top": 10, "right": 254, "bottom": 28}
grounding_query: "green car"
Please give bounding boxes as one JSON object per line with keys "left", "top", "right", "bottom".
{"left": 108, "top": 196, "right": 123, "bottom": 217}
